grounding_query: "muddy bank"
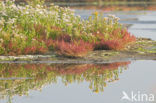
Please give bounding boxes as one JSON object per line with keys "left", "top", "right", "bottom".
{"left": 0, "top": 38, "right": 155, "bottom": 63}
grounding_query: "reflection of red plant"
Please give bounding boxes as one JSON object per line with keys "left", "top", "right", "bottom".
{"left": 0, "top": 62, "right": 130, "bottom": 77}
{"left": 52, "top": 62, "right": 130, "bottom": 75}
{"left": 54, "top": 40, "right": 93, "bottom": 57}
{"left": 93, "top": 62, "right": 131, "bottom": 74}
{"left": 54, "top": 64, "right": 91, "bottom": 75}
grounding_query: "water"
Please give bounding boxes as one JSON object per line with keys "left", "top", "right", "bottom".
{"left": 0, "top": 61, "right": 156, "bottom": 103}
{"left": 129, "top": 11, "right": 156, "bottom": 40}
{"left": 0, "top": 8, "right": 156, "bottom": 103}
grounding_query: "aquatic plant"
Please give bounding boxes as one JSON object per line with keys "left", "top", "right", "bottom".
{"left": 0, "top": 0, "right": 136, "bottom": 57}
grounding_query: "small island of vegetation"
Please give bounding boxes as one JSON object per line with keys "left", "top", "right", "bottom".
{"left": 0, "top": 0, "right": 136, "bottom": 57}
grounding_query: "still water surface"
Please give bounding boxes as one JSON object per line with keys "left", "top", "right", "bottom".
{"left": 0, "top": 61, "right": 156, "bottom": 103}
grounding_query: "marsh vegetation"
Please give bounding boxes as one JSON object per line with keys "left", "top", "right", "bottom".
{"left": 0, "top": 0, "right": 136, "bottom": 57}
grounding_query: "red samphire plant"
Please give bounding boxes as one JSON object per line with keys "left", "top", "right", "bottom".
{"left": 54, "top": 40, "right": 93, "bottom": 57}
{"left": 94, "top": 29, "right": 136, "bottom": 50}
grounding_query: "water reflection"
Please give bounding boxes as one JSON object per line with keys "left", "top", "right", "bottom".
{"left": 0, "top": 62, "right": 131, "bottom": 102}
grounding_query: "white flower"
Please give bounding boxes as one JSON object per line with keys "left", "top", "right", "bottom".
{"left": 25, "top": 11, "right": 29, "bottom": 14}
